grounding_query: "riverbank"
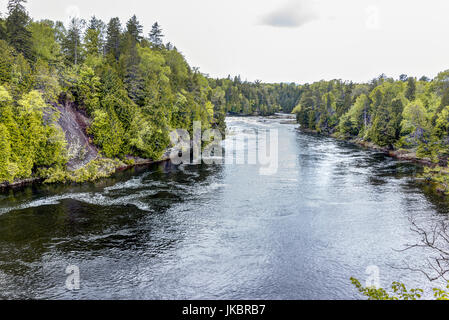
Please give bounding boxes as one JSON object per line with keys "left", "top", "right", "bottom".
{"left": 0, "top": 153, "right": 172, "bottom": 191}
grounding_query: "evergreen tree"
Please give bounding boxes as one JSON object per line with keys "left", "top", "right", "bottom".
{"left": 405, "top": 77, "right": 416, "bottom": 101}
{"left": 401, "top": 100, "right": 428, "bottom": 143}
{"left": 85, "top": 16, "right": 105, "bottom": 57}
{"left": 54, "top": 21, "right": 66, "bottom": 44}
{"left": 0, "top": 40, "right": 15, "bottom": 84}
{"left": 123, "top": 45, "right": 144, "bottom": 104}
{"left": 126, "top": 15, "right": 143, "bottom": 43}
{"left": 149, "top": 22, "right": 164, "bottom": 48}
{"left": 6, "top": 0, "right": 33, "bottom": 60}
{"left": 432, "top": 87, "right": 449, "bottom": 125}
{"left": 88, "top": 109, "right": 124, "bottom": 158}
{"left": 0, "top": 15, "right": 6, "bottom": 40}
{"left": 62, "top": 17, "right": 85, "bottom": 65}
{"left": 75, "top": 65, "right": 101, "bottom": 113}
{"left": 0, "top": 123, "right": 12, "bottom": 182}
{"left": 105, "top": 17, "right": 121, "bottom": 60}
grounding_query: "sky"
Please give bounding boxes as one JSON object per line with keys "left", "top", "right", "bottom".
{"left": 1, "top": 0, "right": 448, "bottom": 84}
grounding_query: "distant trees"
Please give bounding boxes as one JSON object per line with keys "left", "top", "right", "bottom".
{"left": 208, "top": 77, "right": 296, "bottom": 116}
{"left": 289, "top": 70, "right": 449, "bottom": 164}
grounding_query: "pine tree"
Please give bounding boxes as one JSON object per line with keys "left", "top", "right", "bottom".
{"left": 85, "top": 16, "right": 105, "bottom": 57}
{"left": 405, "top": 77, "right": 416, "bottom": 101}
{"left": 76, "top": 65, "right": 101, "bottom": 113}
{"left": 149, "top": 22, "right": 164, "bottom": 48}
{"left": 124, "top": 45, "right": 144, "bottom": 105}
{"left": 54, "top": 21, "right": 66, "bottom": 44}
{"left": 126, "top": 15, "right": 143, "bottom": 43}
{"left": 62, "top": 17, "right": 85, "bottom": 65}
{"left": 0, "top": 15, "right": 6, "bottom": 40}
{"left": 6, "top": 0, "right": 33, "bottom": 61}
{"left": 105, "top": 17, "right": 121, "bottom": 60}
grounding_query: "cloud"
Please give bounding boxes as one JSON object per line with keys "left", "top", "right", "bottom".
{"left": 260, "top": 0, "right": 319, "bottom": 28}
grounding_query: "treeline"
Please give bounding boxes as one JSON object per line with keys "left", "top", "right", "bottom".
{"left": 293, "top": 73, "right": 449, "bottom": 163}
{"left": 208, "top": 76, "right": 302, "bottom": 116}
{"left": 0, "top": 0, "right": 226, "bottom": 184}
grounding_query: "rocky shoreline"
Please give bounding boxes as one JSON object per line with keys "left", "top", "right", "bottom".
{"left": 0, "top": 154, "right": 172, "bottom": 191}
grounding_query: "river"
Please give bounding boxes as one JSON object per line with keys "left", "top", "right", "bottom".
{"left": 0, "top": 115, "right": 448, "bottom": 299}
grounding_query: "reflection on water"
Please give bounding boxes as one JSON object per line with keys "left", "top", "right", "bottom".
{"left": 0, "top": 116, "right": 449, "bottom": 299}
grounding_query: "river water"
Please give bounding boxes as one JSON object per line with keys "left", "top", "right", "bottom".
{"left": 0, "top": 116, "right": 448, "bottom": 300}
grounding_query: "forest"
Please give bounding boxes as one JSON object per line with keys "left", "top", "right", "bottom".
{"left": 209, "top": 76, "right": 301, "bottom": 116}
{"left": 0, "top": 0, "right": 227, "bottom": 185}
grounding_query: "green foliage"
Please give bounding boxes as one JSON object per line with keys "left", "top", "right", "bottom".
{"left": 126, "top": 15, "right": 143, "bottom": 43}
{"left": 0, "top": 40, "right": 15, "bottom": 84}
{"left": 405, "top": 77, "right": 416, "bottom": 101}
{"left": 129, "top": 105, "right": 171, "bottom": 160}
{"left": 105, "top": 17, "right": 121, "bottom": 61}
{"left": 367, "top": 83, "right": 405, "bottom": 148}
{"left": 61, "top": 17, "right": 85, "bottom": 65}
{"left": 291, "top": 74, "right": 449, "bottom": 165}
{"left": 68, "top": 158, "right": 123, "bottom": 183}
{"left": 209, "top": 76, "right": 288, "bottom": 116}
{"left": 0, "top": 123, "right": 13, "bottom": 182}
{"left": 0, "top": 41, "right": 35, "bottom": 97}
{"left": 0, "top": 2, "right": 228, "bottom": 186}
{"left": 420, "top": 166, "right": 449, "bottom": 195}
{"left": 33, "top": 59, "right": 62, "bottom": 103}
{"left": 29, "top": 20, "right": 61, "bottom": 65}
{"left": 351, "top": 277, "right": 449, "bottom": 300}
{"left": 6, "top": 0, "right": 33, "bottom": 61}
{"left": 0, "top": 86, "right": 67, "bottom": 183}
{"left": 75, "top": 65, "right": 101, "bottom": 113}
{"left": 88, "top": 109, "right": 125, "bottom": 158}
{"left": 149, "top": 22, "right": 164, "bottom": 48}
{"left": 0, "top": 16, "right": 6, "bottom": 40}
{"left": 41, "top": 158, "right": 124, "bottom": 184}
{"left": 84, "top": 16, "right": 105, "bottom": 58}
{"left": 338, "top": 94, "right": 370, "bottom": 137}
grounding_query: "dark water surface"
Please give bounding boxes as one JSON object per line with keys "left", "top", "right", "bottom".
{"left": 1, "top": 116, "right": 449, "bottom": 299}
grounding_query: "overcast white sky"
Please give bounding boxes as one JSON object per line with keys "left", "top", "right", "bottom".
{"left": 1, "top": 0, "right": 448, "bottom": 83}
